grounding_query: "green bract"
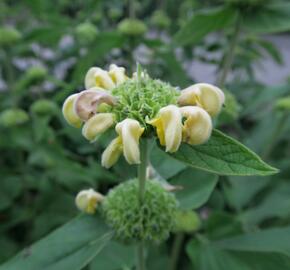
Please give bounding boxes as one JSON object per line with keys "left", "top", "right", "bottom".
{"left": 102, "top": 179, "right": 178, "bottom": 243}
{"left": 111, "top": 76, "right": 179, "bottom": 127}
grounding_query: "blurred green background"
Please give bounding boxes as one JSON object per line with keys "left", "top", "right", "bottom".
{"left": 1, "top": 0, "right": 290, "bottom": 269}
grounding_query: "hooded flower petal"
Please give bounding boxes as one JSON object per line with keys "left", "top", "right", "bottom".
{"left": 180, "top": 106, "right": 212, "bottom": 145}
{"left": 75, "top": 188, "right": 104, "bottom": 214}
{"left": 178, "top": 83, "right": 225, "bottom": 117}
{"left": 82, "top": 113, "right": 115, "bottom": 141}
{"left": 101, "top": 137, "right": 123, "bottom": 168}
{"left": 149, "top": 105, "right": 182, "bottom": 153}
{"left": 109, "top": 64, "right": 127, "bottom": 85}
{"left": 116, "top": 119, "right": 144, "bottom": 164}
{"left": 85, "top": 67, "right": 115, "bottom": 90}
{"left": 62, "top": 94, "right": 82, "bottom": 128}
{"left": 74, "top": 89, "right": 116, "bottom": 121}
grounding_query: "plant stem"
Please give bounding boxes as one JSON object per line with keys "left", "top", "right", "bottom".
{"left": 137, "top": 242, "right": 146, "bottom": 270}
{"left": 4, "top": 55, "right": 14, "bottom": 89}
{"left": 217, "top": 16, "right": 241, "bottom": 88}
{"left": 137, "top": 139, "right": 148, "bottom": 270}
{"left": 129, "top": 0, "right": 136, "bottom": 18}
{"left": 138, "top": 139, "right": 148, "bottom": 203}
{"left": 170, "top": 233, "right": 185, "bottom": 270}
{"left": 262, "top": 112, "right": 288, "bottom": 160}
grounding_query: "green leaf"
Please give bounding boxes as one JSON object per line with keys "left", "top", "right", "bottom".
{"left": 71, "top": 31, "right": 125, "bottom": 85}
{"left": 0, "top": 215, "right": 113, "bottom": 270}
{"left": 174, "top": 7, "right": 237, "bottom": 46}
{"left": 242, "top": 3, "right": 290, "bottom": 34}
{"left": 150, "top": 144, "right": 187, "bottom": 180}
{"left": 256, "top": 38, "right": 283, "bottom": 65}
{"left": 0, "top": 176, "right": 23, "bottom": 211}
{"left": 187, "top": 240, "right": 249, "bottom": 270}
{"left": 223, "top": 176, "right": 270, "bottom": 211}
{"left": 240, "top": 183, "right": 290, "bottom": 227}
{"left": 166, "top": 129, "right": 278, "bottom": 176}
{"left": 169, "top": 168, "right": 218, "bottom": 210}
{"left": 216, "top": 226, "right": 290, "bottom": 256}
{"left": 90, "top": 241, "right": 135, "bottom": 270}
{"left": 204, "top": 212, "right": 243, "bottom": 240}
{"left": 187, "top": 239, "right": 290, "bottom": 270}
{"left": 158, "top": 49, "right": 191, "bottom": 87}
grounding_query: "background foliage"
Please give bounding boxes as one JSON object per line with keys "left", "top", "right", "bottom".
{"left": 0, "top": 0, "right": 290, "bottom": 269}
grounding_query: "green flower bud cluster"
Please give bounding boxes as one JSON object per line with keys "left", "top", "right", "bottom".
{"left": 275, "top": 96, "right": 290, "bottom": 111}
{"left": 173, "top": 210, "right": 201, "bottom": 233}
{"left": 102, "top": 179, "right": 178, "bottom": 243}
{"left": 0, "top": 108, "right": 29, "bottom": 127}
{"left": 24, "top": 66, "right": 48, "bottom": 84}
{"left": 75, "top": 22, "right": 98, "bottom": 44}
{"left": 0, "top": 27, "right": 21, "bottom": 47}
{"left": 108, "top": 8, "right": 122, "bottom": 20}
{"left": 111, "top": 75, "right": 179, "bottom": 127}
{"left": 30, "top": 99, "right": 57, "bottom": 116}
{"left": 151, "top": 10, "right": 171, "bottom": 29}
{"left": 118, "top": 18, "right": 147, "bottom": 36}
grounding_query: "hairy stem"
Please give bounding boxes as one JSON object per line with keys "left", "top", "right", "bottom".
{"left": 137, "top": 139, "right": 148, "bottom": 270}
{"left": 170, "top": 233, "right": 185, "bottom": 270}
{"left": 217, "top": 16, "right": 241, "bottom": 88}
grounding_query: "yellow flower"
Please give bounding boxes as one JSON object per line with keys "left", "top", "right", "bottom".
{"left": 180, "top": 106, "right": 212, "bottom": 145}
{"left": 116, "top": 119, "right": 144, "bottom": 164}
{"left": 85, "top": 67, "right": 115, "bottom": 90}
{"left": 82, "top": 113, "right": 115, "bottom": 141}
{"left": 75, "top": 189, "right": 104, "bottom": 214}
{"left": 74, "top": 89, "right": 116, "bottom": 121}
{"left": 101, "top": 119, "right": 144, "bottom": 168}
{"left": 178, "top": 83, "right": 225, "bottom": 117}
{"left": 62, "top": 94, "right": 82, "bottom": 128}
{"left": 108, "top": 64, "right": 127, "bottom": 85}
{"left": 148, "top": 105, "right": 182, "bottom": 153}
{"left": 101, "top": 137, "right": 123, "bottom": 168}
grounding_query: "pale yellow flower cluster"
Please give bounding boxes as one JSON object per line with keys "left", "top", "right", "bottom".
{"left": 149, "top": 83, "right": 225, "bottom": 153}
{"left": 62, "top": 65, "right": 225, "bottom": 171}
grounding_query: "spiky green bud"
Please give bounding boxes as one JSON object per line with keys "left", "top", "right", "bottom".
{"left": 110, "top": 75, "right": 179, "bottom": 127}
{"left": 102, "top": 179, "right": 178, "bottom": 243}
